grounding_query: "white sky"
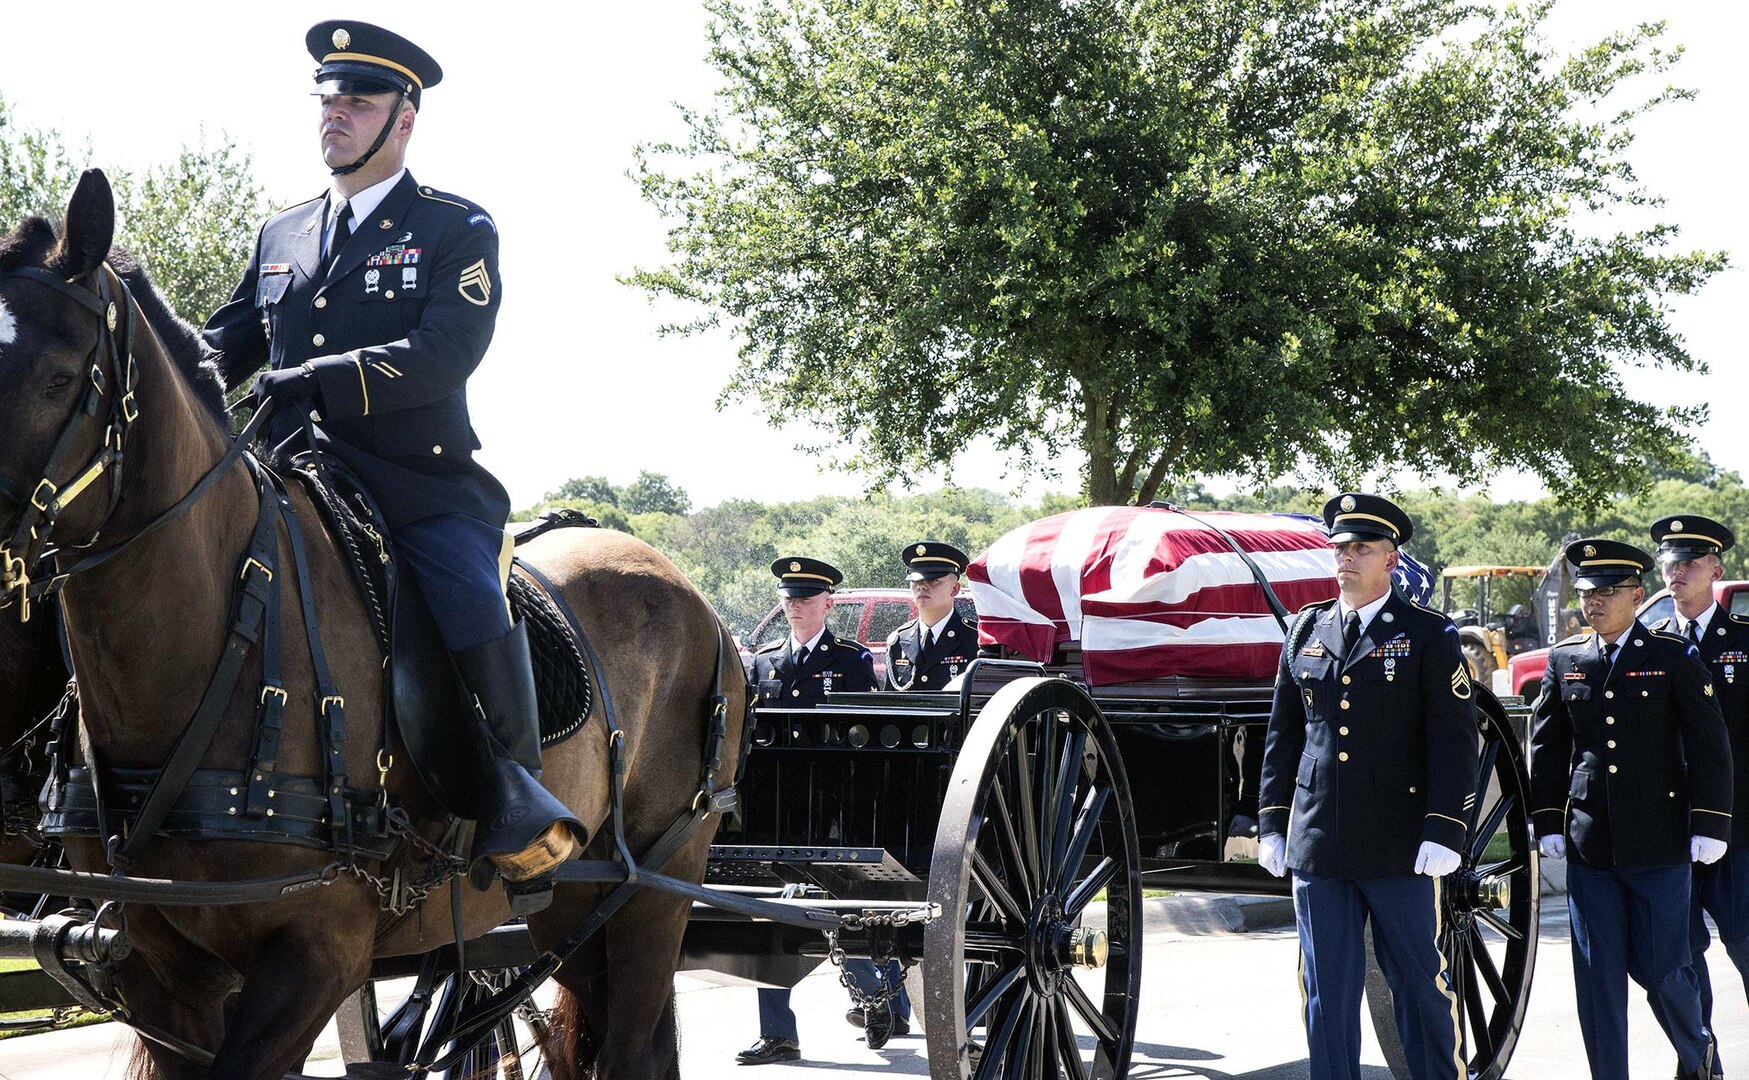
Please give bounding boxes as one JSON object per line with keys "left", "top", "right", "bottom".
{"left": 2, "top": 1, "right": 1742, "bottom": 510}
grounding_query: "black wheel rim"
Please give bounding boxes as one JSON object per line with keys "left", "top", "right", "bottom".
{"left": 926, "top": 677, "right": 1142, "bottom": 1079}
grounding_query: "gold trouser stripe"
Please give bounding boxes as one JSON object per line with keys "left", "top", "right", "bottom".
{"left": 1433, "top": 876, "right": 1465, "bottom": 1076}
{"left": 498, "top": 531, "right": 515, "bottom": 619}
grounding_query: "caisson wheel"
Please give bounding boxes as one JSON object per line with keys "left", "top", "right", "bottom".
{"left": 924, "top": 677, "right": 1142, "bottom": 1079}
{"left": 1368, "top": 689, "right": 1537, "bottom": 1080}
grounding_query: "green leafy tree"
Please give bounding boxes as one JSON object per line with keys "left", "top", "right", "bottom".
{"left": 621, "top": 471, "right": 694, "bottom": 516}
{"left": 632, "top": 0, "right": 1723, "bottom": 508}
{"left": 544, "top": 475, "right": 620, "bottom": 506}
{"left": 0, "top": 98, "right": 266, "bottom": 326}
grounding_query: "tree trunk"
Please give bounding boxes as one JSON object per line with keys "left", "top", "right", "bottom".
{"left": 1082, "top": 385, "right": 1125, "bottom": 506}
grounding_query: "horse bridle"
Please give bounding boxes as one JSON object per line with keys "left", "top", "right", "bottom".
{"left": 0, "top": 262, "right": 274, "bottom": 623}
{"left": 0, "top": 263, "right": 138, "bottom": 623}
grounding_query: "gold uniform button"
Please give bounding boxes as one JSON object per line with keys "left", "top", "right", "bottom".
{"left": 791, "top": 689, "right": 800, "bottom": 697}
{"left": 1409, "top": 786, "right": 1417, "bottom": 794}
{"left": 1604, "top": 690, "right": 1614, "bottom": 699}
{"left": 1607, "top": 740, "right": 1616, "bottom": 749}
{"left": 314, "top": 296, "right": 327, "bottom": 309}
{"left": 1605, "top": 717, "right": 1616, "bottom": 725}
{"left": 1341, "top": 675, "right": 1352, "bottom": 685}
{"left": 312, "top": 333, "right": 325, "bottom": 346}
{"left": 1642, "top": 690, "right": 1650, "bottom": 697}
{"left": 385, "top": 290, "right": 395, "bottom": 299}
{"left": 1339, "top": 726, "right": 1350, "bottom": 736}
{"left": 1608, "top": 765, "right": 1618, "bottom": 774}
{"left": 1669, "top": 791, "right": 1677, "bottom": 798}
{"left": 431, "top": 445, "right": 443, "bottom": 455}
{"left": 1339, "top": 752, "right": 1350, "bottom": 762}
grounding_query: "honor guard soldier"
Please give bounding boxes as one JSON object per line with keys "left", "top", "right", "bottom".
{"left": 201, "top": 23, "right": 581, "bottom": 894}
{"left": 1650, "top": 515, "right": 1749, "bottom": 1034}
{"left": 1530, "top": 537, "right": 1733, "bottom": 1080}
{"left": 884, "top": 542, "right": 978, "bottom": 691}
{"left": 1258, "top": 493, "right": 1474, "bottom": 1080}
{"left": 740, "top": 556, "right": 877, "bottom": 1065}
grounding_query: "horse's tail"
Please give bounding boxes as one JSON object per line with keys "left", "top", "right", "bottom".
{"left": 537, "top": 986, "right": 598, "bottom": 1080}
{"left": 125, "top": 1038, "right": 158, "bottom": 1080}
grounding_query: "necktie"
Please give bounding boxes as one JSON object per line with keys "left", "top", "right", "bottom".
{"left": 324, "top": 200, "right": 352, "bottom": 270}
{"left": 1342, "top": 611, "right": 1361, "bottom": 657}
{"left": 922, "top": 628, "right": 934, "bottom": 653}
{"left": 1604, "top": 642, "right": 1618, "bottom": 668}
{"left": 1690, "top": 620, "right": 1703, "bottom": 647}
{"left": 795, "top": 645, "right": 809, "bottom": 667}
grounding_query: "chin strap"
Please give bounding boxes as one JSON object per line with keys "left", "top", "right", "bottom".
{"left": 330, "top": 94, "right": 407, "bottom": 178}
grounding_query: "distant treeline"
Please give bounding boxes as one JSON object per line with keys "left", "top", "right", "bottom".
{"left": 519, "top": 457, "right": 1749, "bottom": 639}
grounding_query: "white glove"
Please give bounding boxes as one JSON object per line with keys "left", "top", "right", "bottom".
{"left": 1538, "top": 834, "right": 1566, "bottom": 861}
{"left": 1693, "top": 835, "right": 1729, "bottom": 865}
{"left": 1414, "top": 841, "right": 1462, "bottom": 878}
{"left": 1259, "top": 833, "right": 1287, "bottom": 877}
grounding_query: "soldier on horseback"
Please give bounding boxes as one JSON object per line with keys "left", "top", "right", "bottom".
{"left": 201, "top": 21, "right": 581, "bottom": 891}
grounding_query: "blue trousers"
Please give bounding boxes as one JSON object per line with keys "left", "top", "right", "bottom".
{"left": 757, "top": 987, "right": 798, "bottom": 1041}
{"left": 843, "top": 959, "right": 911, "bottom": 1021}
{"left": 1567, "top": 862, "right": 1714, "bottom": 1080}
{"left": 1293, "top": 871, "right": 1460, "bottom": 1080}
{"left": 1693, "top": 845, "right": 1749, "bottom": 1027}
{"left": 394, "top": 514, "right": 511, "bottom": 651}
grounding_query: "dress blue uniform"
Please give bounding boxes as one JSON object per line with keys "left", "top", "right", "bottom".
{"left": 741, "top": 558, "right": 878, "bottom": 1065}
{"left": 201, "top": 21, "right": 577, "bottom": 885}
{"left": 1259, "top": 494, "right": 1474, "bottom": 1080}
{"left": 884, "top": 541, "right": 978, "bottom": 692}
{"left": 1530, "top": 538, "right": 1732, "bottom": 1080}
{"left": 1647, "top": 515, "right": 1749, "bottom": 1034}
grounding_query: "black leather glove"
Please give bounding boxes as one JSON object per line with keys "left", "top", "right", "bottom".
{"left": 251, "top": 363, "right": 319, "bottom": 410}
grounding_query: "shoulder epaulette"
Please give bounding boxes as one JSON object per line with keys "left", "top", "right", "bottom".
{"left": 273, "top": 190, "right": 325, "bottom": 216}
{"left": 1730, "top": 612, "right": 1749, "bottom": 627}
{"left": 416, "top": 185, "right": 472, "bottom": 210}
{"left": 1650, "top": 617, "right": 1674, "bottom": 632}
{"left": 754, "top": 640, "right": 783, "bottom": 654}
{"left": 1298, "top": 598, "right": 1337, "bottom": 613}
{"left": 890, "top": 619, "right": 918, "bottom": 639}
{"left": 1555, "top": 633, "right": 1592, "bottom": 647}
{"left": 1649, "top": 628, "right": 1689, "bottom": 644}
{"left": 832, "top": 638, "right": 868, "bottom": 653}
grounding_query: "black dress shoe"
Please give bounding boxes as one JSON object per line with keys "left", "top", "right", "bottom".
{"left": 737, "top": 1036, "right": 800, "bottom": 1065}
{"left": 864, "top": 999, "right": 895, "bottom": 1050}
{"left": 845, "top": 1007, "right": 865, "bottom": 1028}
{"left": 890, "top": 1014, "right": 912, "bottom": 1038}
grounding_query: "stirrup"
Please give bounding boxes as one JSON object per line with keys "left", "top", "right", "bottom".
{"left": 488, "top": 820, "right": 578, "bottom": 881}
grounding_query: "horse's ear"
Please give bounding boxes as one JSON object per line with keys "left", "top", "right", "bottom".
{"left": 55, "top": 169, "right": 115, "bottom": 281}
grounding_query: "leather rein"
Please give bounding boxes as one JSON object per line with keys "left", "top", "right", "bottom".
{"left": 0, "top": 261, "right": 274, "bottom": 623}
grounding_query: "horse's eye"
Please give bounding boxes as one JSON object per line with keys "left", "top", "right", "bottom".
{"left": 45, "top": 371, "right": 75, "bottom": 392}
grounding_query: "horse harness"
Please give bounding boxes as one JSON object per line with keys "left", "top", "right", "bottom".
{"left": 0, "top": 260, "right": 754, "bottom": 1072}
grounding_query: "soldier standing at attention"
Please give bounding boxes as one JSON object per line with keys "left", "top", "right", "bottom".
{"left": 201, "top": 21, "right": 579, "bottom": 897}
{"left": 883, "top": 542, "right": 978, "bottom": 691}
{"left": 1258, "top": 493, "right": 1473, "bottom": 1080}
{"left": 739, "top": 557, "right": 877, "bottom": 1066}
{"left": 1648, "top": 515, "right": 1749, "bottom": 1034}
{"left": 1531, "top": 538, "right": 1732, "bottom": 1080}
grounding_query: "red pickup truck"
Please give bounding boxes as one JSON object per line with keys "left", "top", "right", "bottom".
{"left": 1503, "top": 580, "right": 1749, "bottom": 698}
{"left": 738, "top": 588, "right": 978, "bottom": 684}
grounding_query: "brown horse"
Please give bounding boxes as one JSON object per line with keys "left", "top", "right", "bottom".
{"left": 0, "top": 170, "right": 743, "bottom": 1078}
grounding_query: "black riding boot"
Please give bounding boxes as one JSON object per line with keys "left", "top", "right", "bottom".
{"left": 452, "top": 621, "right": 583, "bottom": 892}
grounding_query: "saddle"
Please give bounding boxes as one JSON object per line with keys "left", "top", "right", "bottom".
{"left": 290, "top": 458, "right": 597, "bottom": 820}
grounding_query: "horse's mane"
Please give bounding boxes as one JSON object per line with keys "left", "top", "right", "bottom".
{"left": 0, "top": 216, "right": 229, "bottom": 426}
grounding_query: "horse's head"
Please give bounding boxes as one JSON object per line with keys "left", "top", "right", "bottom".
{"left": 0, "top": 169, "right": 136, "bottom": 620}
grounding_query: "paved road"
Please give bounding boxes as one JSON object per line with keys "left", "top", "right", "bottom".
{"left": 0, "top": 893, "right": 1741, "bottom": 1077}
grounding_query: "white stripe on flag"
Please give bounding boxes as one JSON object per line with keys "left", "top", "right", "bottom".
{"left": 966, "top": 579, "right": 1056, "bottom": 626}
{"left": 1088, "top": 547, "right": 1334, "bottom": 606}
{"left": 980, "top": 520, "right": 1041, "bottom": 620}
{"left": 1083, "top": 613, "right": 1289, "bottom": 651}
{"left": 1051, "top": 508, "right": 1118, "bottom": 638}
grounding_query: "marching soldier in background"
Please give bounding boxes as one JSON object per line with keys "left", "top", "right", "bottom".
{"left": 1646, "top": 515, "right": 1749, "bottom": 1050}
{"left": 1258, "top": 493, "right": 1474, "bottom": 1080}
{"left": 740, "top": 557, "right": 877, "bottom": 1065}
{"left": 1530, "top": 538, "right": 1732, "bottom": 1080}
{"left": 201, "top": 21, "right": 579, "bottom": 894}
{"left": 883, "top": 542, "right": 978, "bottom": 691}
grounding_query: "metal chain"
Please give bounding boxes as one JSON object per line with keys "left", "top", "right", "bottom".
{"left": 837, "top": 903, "right": 938, "bottom": 931}
{"left": 345, "top": 807, "right": 465, "bottom": 916}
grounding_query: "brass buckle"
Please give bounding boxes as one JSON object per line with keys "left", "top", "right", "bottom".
{"left": 260, "top": 685, "right": 288, "bottom": 706}
{"left": 120, "top": 392, "right": 139, "bottom": 424}
{"left": 240, "top": 557, "right": 274, "bottom": 583}
{"left": 29, "top": 479, "right": 57, "bottom": 513}
{"left": 320, "top": 695, "right": 346, "bottom": 714}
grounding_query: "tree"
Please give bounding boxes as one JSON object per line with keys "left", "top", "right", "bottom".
{"left": 544, "top": 475, "right": 620, "bottom": 505}
{"left": 631, "top": 0, "right": 1724, "bottom": 508}
{"left": 0, "top": 97, "right": 267, "bottom": 326}
{"left": 621, "top": 471, "right": 693, "bottom": 516}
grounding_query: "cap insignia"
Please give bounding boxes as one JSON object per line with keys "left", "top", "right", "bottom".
{"left": 915, "top": 544, "right": 928, "bottom": 556}
{"left": 789, "top": 561, "right": 801, "bottom": 572}
{"left": 1672, "top": 520, "right": 1684, "bottom": 532}
{"left": 332, "top": 28, "right": 351, "bottom": 50}
{"left": 1583, "top": 544, "right": 1596, "bottom": 558}
{"left": 1340, "top": 495, "right": 1356, "bottom": 512}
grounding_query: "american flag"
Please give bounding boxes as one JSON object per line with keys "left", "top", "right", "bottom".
{"left": 968, "top": 507, "right": 1434, "bottom": 686}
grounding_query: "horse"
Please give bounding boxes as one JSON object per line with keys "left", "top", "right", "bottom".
{"left": 0, "top": 169, "right": 744, "bottom": 1079}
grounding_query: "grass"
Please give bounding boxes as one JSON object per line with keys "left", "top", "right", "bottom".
{"left": 0, "top": 957, "right": 110, "bottom": 1040}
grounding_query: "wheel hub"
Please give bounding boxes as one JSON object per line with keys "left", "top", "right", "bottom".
{"left": 1025, "top": 894, "right": 1107, "bottom": 994}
